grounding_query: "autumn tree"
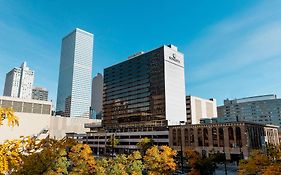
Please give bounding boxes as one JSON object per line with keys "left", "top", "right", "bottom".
{"left": 107, "top": 134, "right": 119, "bottom": 158}
{"left": 238, "top": 149, "right": 271, "bottom": 175}
{"left": 0, "top": 137, "right": 98, "bottom": 175}
{"left": 185, "top": 148, "right": 216, "bottom": 175}
{"left": 95, "top": 151, "right": 144, "bottom": 175}
{"left": 137, "top": 137, "right": 154, "bottom": 156}
{"left": 0, "top": 107, "right": 19, "bottom": 127}
{"left": 239, "top": 145, "right": 281, "bottom": 175}
{"left": 144, "top": 145, "right": 177, "bottom": 175}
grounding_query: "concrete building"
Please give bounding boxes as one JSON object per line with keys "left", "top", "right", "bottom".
{"left": 90, "top": 73, "right": 103, "bottom": 119}
{"left": 0, "top": 96, "right": 98, "bottom": 142}
{"left": 217, "top": 94, "right": 281, "bottom": 129}
{"left": 103, "top": 44, "right": 186, "bottom": 130}
{"left": 67, "top": 129, "right": 169, "bottom": 155}
{"left": 169, "top": 122, "right": 279, "bottom": 161}
{"left": 186, "top": 96, "right": 217, "bottom": 124}
{"left": 32, "top": 87, "right": 48, "bottom": 101}
{"left": 3, "top": 62, "right": 34, "bottom": 99}
{"left": 56, "top": 28, "right": 94, "bottom": 118}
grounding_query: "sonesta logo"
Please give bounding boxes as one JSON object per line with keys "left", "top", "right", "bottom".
{"left": 169, "top": 53, "right": 180, "bottom": 64}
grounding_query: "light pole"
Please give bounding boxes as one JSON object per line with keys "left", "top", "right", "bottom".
{"left": 97, "top": 135, "right": 100, "bottom": 156}
{"left": 180, "top": 121, "right": 185, "bottom": 173}
{"left": 223, "top": 141, "right": 228, "bottom": 175}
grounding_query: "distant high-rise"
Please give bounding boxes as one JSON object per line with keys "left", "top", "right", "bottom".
{"left": 3, "top": 62, "right": 34, "bottom": 99}
{"left": 217, "top": 94, "right": 281, "bottom": 128}
{"left": 186, "top": 96, "right": 218, "bottom": 124}
{"left": 32, "top": 87, "right": 48, "bottom": 101}
{"left": 90, "top": 73, "right": 103, "bottom": 119}
{"left": 56, "top": 28, "right": 94, "bottom": 117}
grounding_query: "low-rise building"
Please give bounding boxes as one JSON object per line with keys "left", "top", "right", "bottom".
{"left": 169, "top": 122, "right": 279, "bottom": 161}
{"left": 0, "top": 96, "right": 97, "bottom": 142}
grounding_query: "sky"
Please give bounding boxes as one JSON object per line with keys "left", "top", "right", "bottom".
{"left": 0, "top": 0, "right": 281, "bottom": 106}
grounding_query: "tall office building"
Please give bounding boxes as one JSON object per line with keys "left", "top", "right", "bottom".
{"left": 32, "top": 87, "right": 48, "bottom": 101}
{"left": 186, "top": 96, "right": 217, "bottom": 124}
{"left": 217, "top": 94, "right": 281, "bottom": 128}
{"left": 3, "top": 62, "right": 34, "bottom": 99}
{"left": 103, "top": 45, "right": 186, "bottom": 129}
{"left": 90, "top": 73, "right": 103, "bottom": 119}
{"left": 56, "top": 28, "right": 93, "bottom": 118}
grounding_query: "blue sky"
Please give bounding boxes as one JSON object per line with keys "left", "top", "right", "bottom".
{"left": 0, "top": 0, "right": 281, "bottom": 106}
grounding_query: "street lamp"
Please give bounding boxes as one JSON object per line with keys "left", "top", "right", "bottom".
{"left": 179, "top": 121, "right": 185, "bottom": 173}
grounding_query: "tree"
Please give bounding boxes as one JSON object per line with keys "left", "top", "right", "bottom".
{"left": 263, "top": 163, "right": 281, "bottom": 175}
{"left": 238, "top": 146, "right": 281, "bottom": 175}
{"left": 68, "top": 144, "right": 96, "bottom": 175}
{"left": 95, "top": 151, "right": 144, "bottom": 175}
{"left": 107, "top": 134, "right": 119, "bottom": 158}
{"left": 144, "top": 145, "right": 177, "bottom": 175}
{"left": 137, "top": 137, "right": 154, "bottom": 156}
{"left": 185, "top": 148, "right": 216, "bottom": 175}
{"left": 0, "top": 107, "right": 19, "bottom": 127}
{"left": 238, "top": 149, "right": 271, "bottom": 175}
{"left": 0, "top": 137, "right": 98, "bottom": 175}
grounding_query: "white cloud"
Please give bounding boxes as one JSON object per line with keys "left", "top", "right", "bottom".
{"left": 186, "top": 0, "right": 281, "bottom": 84}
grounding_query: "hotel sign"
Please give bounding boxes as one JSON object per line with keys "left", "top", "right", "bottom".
{"left": 169, "top": 53, "right": 181, "bottom": 64}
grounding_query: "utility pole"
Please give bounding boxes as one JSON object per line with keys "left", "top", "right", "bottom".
{"left": 180, "top": 121, "right": 185, "bottom": 173}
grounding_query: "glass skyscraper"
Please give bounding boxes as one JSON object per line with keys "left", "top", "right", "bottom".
{"left": 56, "top": 28, "right": 93, "bottom": 117}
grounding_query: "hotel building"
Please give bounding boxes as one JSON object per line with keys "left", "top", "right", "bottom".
{"left": 102, "top": 44, "right": 186, "bottom": 131}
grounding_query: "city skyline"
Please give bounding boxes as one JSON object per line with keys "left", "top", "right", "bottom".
{"left": 1, "top": 0, "right": 281, "bottom": 106}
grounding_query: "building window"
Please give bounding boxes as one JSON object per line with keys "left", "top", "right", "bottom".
{"left": 212, "top": 128, "right": 218, "bottom": 147}
{"left": 198, "top": 128, "right": 203, "bottom": 146}
{"left": 203, "top": 128, "right": 209, "bottom": 146}
{"left": 184, "top": 128, "right": 189, "bottom": 146}
{"left": 235, "top": 127, "right": 242, "bottom": 147}
{"left": 219, "top": 128, "right": 224, "bottom": 147}
{"left": 228, "top": 127, "right": 234, "bottom": 148}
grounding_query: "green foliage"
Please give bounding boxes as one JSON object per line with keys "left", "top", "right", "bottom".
{"left": 137, "top": 137, "right": 154, "bottom": 156}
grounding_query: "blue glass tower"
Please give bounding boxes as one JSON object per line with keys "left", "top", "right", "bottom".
{"left": 56, "top": 28, "right": 93, "bottom": 117}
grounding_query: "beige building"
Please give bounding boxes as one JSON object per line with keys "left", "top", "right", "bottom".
{"left": 169, "top": 122, "right": 279, "bottom": 161}
{"left": 186, "top": 96, "right": 217, "bottom": 124}
{"left": 0, "top": 96, "right": 99, "bottom": 142}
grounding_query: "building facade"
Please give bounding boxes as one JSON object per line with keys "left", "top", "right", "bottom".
{"left": 56, "top": 28, "right": 94, "bottom": 118}
{"left": 0, "top": 95, "right": 51, "bottom": 115}
{"left": 90, "top": 73, "right": 103, "bottom": 119}
{"left": 169, "top": 122, "right": 279, "bottom": 161}
{"left": 66, "top": 129, "right": 169, "bottom": 156}
{"left": 3, "top": 62, "right": 34, "bottom": 99}
{"left": 102, "top": 45, "right": 186, "bottom": 130}
{"left": 186, "top": 96, "right": 217, "bottom": 124}
{"left": 217, "top": 95, "right": 281, "bottom": 129}
{"left": 32, "top": 87, "right": 48, "bottom": 101}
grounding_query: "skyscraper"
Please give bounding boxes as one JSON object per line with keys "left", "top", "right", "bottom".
{"left": 56, "top": 28, "right": 94, "bottom": 118}
{"left": 103, "top": 45, "right": 186, "bottom": 129}
{"left": 32, "top": 87, "right": 48, "bottom": 101}
{"left": 3, "top": 62, "right": 34, "bottom": 99}
{"left": 90, "top": 73, "right": 103, "bottom": 119}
